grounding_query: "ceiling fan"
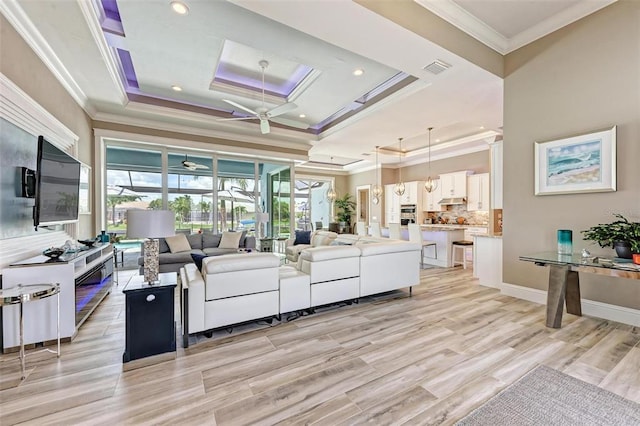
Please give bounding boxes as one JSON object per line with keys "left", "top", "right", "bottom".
{"left": 172, "top": 155, "right": 209, "bottom": 171}
{"left": 218, "top": 60, "right": 309, "bottom": 134}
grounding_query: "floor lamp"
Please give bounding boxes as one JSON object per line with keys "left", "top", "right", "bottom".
{"left": 126, "top": 210, "right": 175, "bottom": 284}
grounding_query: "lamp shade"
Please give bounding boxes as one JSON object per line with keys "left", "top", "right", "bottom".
{"left": 126, "top": 210, "right": 175, "bottom": 238}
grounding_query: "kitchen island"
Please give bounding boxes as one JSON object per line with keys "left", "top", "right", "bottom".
{"left": 383, "top": 226, "right": 465, "bottom": 267}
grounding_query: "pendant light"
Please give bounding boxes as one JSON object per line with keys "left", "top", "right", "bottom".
{"left": 371, "top": 146, "right": 383, "bottom": 205}
{"left": 393, "top": 138, "right": 405, "bottom": 196}
{"left": 326, "top": 156, "right": 337, "bottom": 202}
{"left": 424, "top": 127, "right": 439, "bottom": 193}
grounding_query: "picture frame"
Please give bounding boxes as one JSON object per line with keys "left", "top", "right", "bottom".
{"left": 534, "top": 126, "right": 616, "bottom": 196}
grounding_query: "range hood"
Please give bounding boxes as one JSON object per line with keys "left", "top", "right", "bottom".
{"left": 438, "top": 197, "right": 466, "bottom": 205}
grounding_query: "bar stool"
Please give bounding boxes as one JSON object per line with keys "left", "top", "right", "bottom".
{"left": 452, "top": 240, "right": 474, "bottom": 269}
{"left": 388, "top": 223, "right": 402, "bottom": 240}
{"left": 408, "top": 224, "right": 437, "bottom": 268}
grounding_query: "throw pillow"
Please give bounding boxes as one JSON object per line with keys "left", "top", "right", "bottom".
{"left": 158, "top": 238, "right": 170, "bottom": 253}
{"left": 294, "top": 230, "right": 311, "bottom": 245}
{"left": 218, "top": 231, "right": 242, "bottom": 249}
{"left": 165, "top": 233, "right": 191, "bottom": 253}
{"left": 203, "top": 233, "right": 222, "bottom": 248}
{"left": 191, "top": 253, "right": 207, "bottom": 270}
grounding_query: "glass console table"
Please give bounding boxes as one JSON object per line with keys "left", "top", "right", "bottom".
{"left": 519, "top": 252, "right": 640, "bottom": 328}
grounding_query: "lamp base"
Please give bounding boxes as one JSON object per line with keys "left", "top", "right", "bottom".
{"left": 143, "top": 238, "right": 160, "bottom": 283}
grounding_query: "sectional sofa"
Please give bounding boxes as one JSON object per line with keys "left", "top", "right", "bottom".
{"left": 138, "top": 231, "right": 256, "bottom": 274}
{"left": 180, "top": 237, "right": 421, "bottom": 347}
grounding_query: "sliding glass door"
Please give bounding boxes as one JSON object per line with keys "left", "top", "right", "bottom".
{"left": 105, "top": 144, "right": 293, "bottom": 238}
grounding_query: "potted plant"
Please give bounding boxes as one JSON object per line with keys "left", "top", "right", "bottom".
{"left": 581, "top": 213, "right": 640, "bottom": 260}
{"left": 334, "top": 193, "right": 356, "bottom": 233}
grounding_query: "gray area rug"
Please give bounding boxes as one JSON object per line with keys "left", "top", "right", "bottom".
{"left": 457, "top": 365, "right": 640, "bottom": 426}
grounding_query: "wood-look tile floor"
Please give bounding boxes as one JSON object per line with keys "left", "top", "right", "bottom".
{"left": 1, "top": 267, "right": 639, "bottom": 425}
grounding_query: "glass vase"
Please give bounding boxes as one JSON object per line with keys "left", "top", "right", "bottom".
{"left": 557, "top": 229, "right": 573, "bottom": 255}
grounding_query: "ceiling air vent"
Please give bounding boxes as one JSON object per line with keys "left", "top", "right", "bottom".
{"left": 423, "top": 60, "right": 451, "bottom": 75}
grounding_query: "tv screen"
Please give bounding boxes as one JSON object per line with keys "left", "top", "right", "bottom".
{"left": 34, "top": 136, "right": 81, "bottom": 227}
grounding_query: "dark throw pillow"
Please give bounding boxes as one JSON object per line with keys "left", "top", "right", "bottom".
{"left": 293, "top": 230, "right": 311, "bottom": 245}
{"left": 191, "top": 253, "right": 207, "bottom": 270}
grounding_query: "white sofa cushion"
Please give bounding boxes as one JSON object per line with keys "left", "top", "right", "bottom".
{"left": 203, "top": 252, "right": 279, "bottom": 274}
{"left": 300, "top": 246, "right": 360, "bottom": 284}
{"left": 203, "top": 253, "right": 280, "bottom": 300}
{"left": 299, "top": 245, "right": 361, "bottom": 261}
{"left": 359, "top": 241, "right": 421, "bottom": 256}
{"left": 311, "top": 230, "right": 338, "bottom": 247}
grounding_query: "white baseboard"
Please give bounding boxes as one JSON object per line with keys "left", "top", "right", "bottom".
{"left": 500, "top": 282, "right": 640, "bottom": 327}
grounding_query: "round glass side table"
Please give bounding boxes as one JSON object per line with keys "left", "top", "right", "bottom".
{"left": 0, "top": 283, "right": 61, "bottom": 379}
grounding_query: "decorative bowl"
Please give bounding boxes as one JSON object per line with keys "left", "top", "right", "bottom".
{"left": 43, "top": 248, "right": 65, "bottom": 259}
{"left": 78, "top": 238, "right": 98, "bottom": 247}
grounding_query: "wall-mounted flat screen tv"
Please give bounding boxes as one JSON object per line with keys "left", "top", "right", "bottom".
{"left": 34, "top": 136, "right": 81, "bottom": 227}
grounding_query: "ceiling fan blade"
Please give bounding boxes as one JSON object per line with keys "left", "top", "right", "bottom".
{"left": 270, "top": 116, "right": 310, "bottom": 130}
{"left": 193, "top": 164, "right": 209, "bottom": 169}
{"left": 260, "top": 119, "right": 270, "bottom": 134}
{"left": 217, "top": 117, "right": 256, "bottom": 122}
{"left": 267, "top": 102, "right": 297, "bottom": 118}
{"left": 222, "top": 99, "right": 258, "bottom": 116}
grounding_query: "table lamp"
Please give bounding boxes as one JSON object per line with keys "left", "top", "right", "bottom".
{"left": 126, "top": 210, "right": 175, "bottom": 283}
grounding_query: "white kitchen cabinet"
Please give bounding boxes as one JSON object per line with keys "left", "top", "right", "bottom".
{"left": 490, "top": 141, "right": 503, "bottom": 209}
{"left": 473, "top": 235, "right": 502, "bottom": 287}
{"left": 464, "top": 226, "right": 488, "bottom": 241}
{"left": 385, "top": 184, "right": 400, "bottom": 226}
{"left": 467, "top": 173, "right": 490, "bottom": 211}
{"left": 399, "top": 181, "right": 423, "bottom": 206}
{"left": 439, "top": 171, "right": 471, "bottom": 198}
{"left": 423, "top": 179, "right": 442, "bottom": 211}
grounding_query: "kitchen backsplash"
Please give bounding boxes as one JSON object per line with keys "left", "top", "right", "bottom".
{"left": 425, "top": 205, "right": 489, "bottom": 225}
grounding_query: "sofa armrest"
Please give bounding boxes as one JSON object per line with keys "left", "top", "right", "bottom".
{"left": 181, "top": 263, "right": 205, "bottom": 341}
{"left": 244, "top": 236, "right": 256, "bottom": 249}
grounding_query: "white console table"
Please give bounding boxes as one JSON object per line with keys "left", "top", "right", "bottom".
{"left": 1, "top": 244, "right": 114, "bottom": 352}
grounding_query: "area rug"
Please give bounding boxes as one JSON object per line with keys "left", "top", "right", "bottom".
{"left": 456, "top": 365, "right": 640, "bottom": 426}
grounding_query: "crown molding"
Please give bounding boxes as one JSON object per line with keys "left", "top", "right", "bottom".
{"left": 92, "top": 109, "right": 313, "bottom": 154}
{"left": 94, "top": 128, "right": 308, "bottom": 163}
{"left": 414, "top": 0, "right": 508, "bottom": 54}
{"left": 0, "top": 0, "right": 93, "bottom": 115}
{"left": 415, "top": 0, "right": 617, "bottom": 55}
{"left": 76, "top": 0, "right": 128, "bottom": 106}
{"left": 1, "top": 73, "right": 79, "bottom": 150}
{"left": 507, "top": 0, "right": 617, "bottom": 53}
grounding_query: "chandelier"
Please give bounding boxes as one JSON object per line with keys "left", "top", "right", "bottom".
{"left": 326, "top": 156, "right": 337, "bottom": 202}
{"left": 371, "top": 145, "right": 383, "bottom": 204}
{"left": 424, "top": 127, "right": 438, "bottom": 193}
{"left": 393, "top": 137, "right": 405, "bottom": 196}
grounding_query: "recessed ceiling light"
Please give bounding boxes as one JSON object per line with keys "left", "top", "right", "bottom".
{"left": 479, "top": 126, "right": 485, "bottom": 129}
{"left": 435, "top": 139, "right": 440, "bottom": 142}
{"left": 353, "top": 68, "right": 364, "bottom": 76}
{"left": 299, "top": 114, "right": 306, "bottom": 118}
{"left": 170, "top": 1, "right": 189, "bottom": 15}
{"left": 171, "top": 85, "right": 182, "bottom": 91}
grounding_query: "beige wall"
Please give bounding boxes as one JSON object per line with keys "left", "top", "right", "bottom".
{"left": 503, "top": 0, "right": 640, "bottom": 309}
{"left": 1, "top": 15, "right": 94, "bottom": 237}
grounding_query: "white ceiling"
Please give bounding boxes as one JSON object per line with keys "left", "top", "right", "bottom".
{"left": 2, "top": 0, "right": 613, "bottom": 171}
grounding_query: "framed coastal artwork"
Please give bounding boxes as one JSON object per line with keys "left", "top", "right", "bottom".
{"left": 534, "top": 126, "right": 616, "bottom": 195}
